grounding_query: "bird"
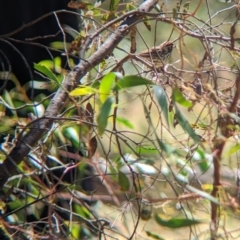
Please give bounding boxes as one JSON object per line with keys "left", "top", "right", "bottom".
{"left": 112, "top": 41, "right": 173, "bottom": 72}
{"left": 136, "top": 41, "right": 173, "bottom": 69}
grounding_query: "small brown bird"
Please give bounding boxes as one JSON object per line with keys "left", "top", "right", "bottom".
{"left": 112, "top": 41, "right": 173, "bottom": 72}
{"left": 136, "top": 41, "right": 173, "bottom": 68}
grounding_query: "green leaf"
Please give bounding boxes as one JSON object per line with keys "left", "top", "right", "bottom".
{"left": 113, "top": 75, "right": 154, "bottom": 91}
{"left": 154, "top": 86, "right": 169, "bottom": 126}
{"left": 126, "top": 3, "right": 137, "bottom": 11}
{"left": 186, "top": 185, "right": 219, "bottom": 204}
{"left": 156, "top": 138, "right": 175, "bottom": 154}
{"left": 37, "top": 60, "right": 54, "bottom": 69}
{"left": 97, "top": 96, "right": 114, "bottom": 135}
{"left": 143, "top": 16, "right": 151, "bottom": 31}
{"left": 99, "top": 72, "right": 116, "bottom": 103}
{"left": 155, "top": 214, "right": 201, "bottom": 229}
{"left": 62, "top": 126, "right": 80, "bottom": 150}
{"left": 34, "top": 63, "right": 59, "bottom": 84}
{"left": 146, "top": 231, "right": 164, "bottom": 240}
{"left": 169, "top": 110, "right": 174, "bottom": 126}
{"left": 172, "top": 86, "right": 192, "bottom": 108}
{"left": 116, "top": 117, "right": 134, "bottom": 129}
{"left": 3, "top": 90, "right": 17, "bottom": 116}
{"left": 174, "top": 105, "right": 201, "bottom": 142}
{"left": 197, "top": 159, "right": 209, "bottom": 173}
{"left": 69, "top": 86, "right": 97, "bottom": 96}
{"left": 136, "top": 146, "right": 158, "bottom": 154}
{"left": 50, "top": 41, "right": 70, "bottom": 50}
{"left": 227, "top": 143, "right": 240, "bottom": 156}
{"left": 118, "top": 170, "right": 130, "bottom": 191}
{"left": 110, "top": 0, "right": 120, "bottom": 11}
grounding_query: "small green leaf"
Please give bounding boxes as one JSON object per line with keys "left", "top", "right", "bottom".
{"left": 156, "top": 138, "right": 175, "bottom": 154}
{"left": 143, "top": 16, "right": 151, "bottom": 31}
{"left": 227, "top": 143, "right": 240, "bottom": 156}
{"left": 155, "top": 214, "right": 201, "bottom": 229}
{"left": 172, "top": 86, "right": 192, "bottom": 108}
{"left": 99, "top": 72, "right": 116, "bottom": 103}
{"left": 116, "top": 117, "right": 134, "bottom": 129}
{"left": 113, "top": 75, "right": 154, "bottom": 91}
{"left": 126, "top": 3, "right": 137, "bottom": 11}
{"left": 50, "top": 41, "right": 70, "bottom": 50}
{"left": 97, "top": 96, "right": 114, "bottom": 135}
{"left": 154, "top": 86, "right": 169, "bottom": 126}
{"left": 118, "top": 170, "right": 130, "bottom": 191}
{"left": 174, "top": 105, "right": 201, "bottom": 142}
{"left": 136, "top": 146, "right": 158, "bottom": 154}
{"left": 197, "top": 159, "right": 209, "bottom": 173}
{"left": 37, "top": 60, "right": 54, "bottom": 69}
{"left": 146, "top": 231, "right": 164, "bottom": 240}
{"left": 62, "top": 127, "right": 80, "bottom": 150}
{"left": 186, "top": 185, "right": 219, "bottom": 204}
{"left": 110, "top": 0, "right": 120, "bottom": 11}
{"left": 69, "top": 86, "right": 97, "bottom": 96}
{"left": 169, "top": 110, "right": 174, "bottom": 126}
{"left": 34, "top": 63, "right": 59, "bottom": 83}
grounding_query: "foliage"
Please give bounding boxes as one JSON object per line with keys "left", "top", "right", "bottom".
{"left": 1, "top": 0, "right": 240, "bottom": 239}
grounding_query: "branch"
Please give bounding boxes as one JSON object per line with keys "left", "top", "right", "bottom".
{"left": 210, "top": 73, "right": 240, "bottom": 234}
{"left": 0, "top": 0, "right": 157, "bottom": 189}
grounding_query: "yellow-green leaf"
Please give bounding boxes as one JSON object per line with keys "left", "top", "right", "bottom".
{"left": 69, "top": 86, "right": 97, "bottom": 96}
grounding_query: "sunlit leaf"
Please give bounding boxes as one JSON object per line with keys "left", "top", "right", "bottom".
{"left": 227, "top": 143, "right": 240, "bottom": 156}
{"left": 50, "top": 41, "right": 70, "bottom": 50}
{"left": 113, "top": 75, "right": 154, "bottom": 91}
{"left": 69, "top": 86, "right": 97, "bottom": 96}
{"left": 143, "top": 16, "right": 151, "bottom": 31}
{"left": 97, "top": 96, "right": 114, "bottom": 135}
{"left": 169, "top": 110, "right": 174, "bottom": 126}
{"left": 62, "top": 126, "right": 80, "bottom": 150}
{"left": 155, "top": 214, "right": 201, "bottom": 228}
{"left": 154, "top": 85, "right": 169, "bottom": 126}
{"left": 54, "top": 57, "right": 62, "bottom": 73}
{"left": 186, "top": 185, "right": 219, "bottom": 204}
{"left": 172, "top": 86, "right": 192, "bottom": 108}
{"left": 37, "top": 60, "right": 54, "bottom": 69}
{"left": 116, "top": 117, "right": 134, "bottom": 129}
{"left": 99, "top": 72, "right": 116, "bottom": 103}
{"left": 34, "top": 63, "right": 59, "bottom": 84}
{"left": 174, "top": 105, "right": 201, "bottom": 142}
{"left": 118, "top": 170, "right": 130, "bottom": 191}
{"left": 70, "top": 224, "right": 81, "bottom": 239}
